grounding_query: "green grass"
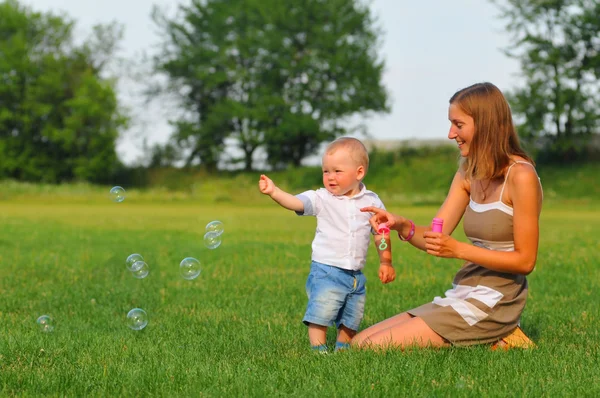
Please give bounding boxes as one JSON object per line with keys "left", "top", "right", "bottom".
{"left": 1, "top": 189, "right": 599, "bottom": 396}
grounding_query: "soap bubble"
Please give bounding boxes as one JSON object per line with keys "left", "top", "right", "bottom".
{"left": 36, "top": 315, "right": 54, "bottom": 333}
{"left": 204, "top": 231, "right": 222, "bottom": 249}
{"left": 126, "top": 253, "right": 144, "bottom": 271}
{"left": 126, "top": 308, "right": 148, "bottom": 330}
{"left": 110, "top": 186, "right": 126, "bottom": 203}
{"left": 131, "top": 261, "right": 149, "bottom": 279}
{"left": 205, "top": 220, "right": 224, "bottom": 236}
{"left": 180, "top": 257, "right": 201, "bottom": 280}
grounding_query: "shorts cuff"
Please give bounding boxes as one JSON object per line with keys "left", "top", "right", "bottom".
{"left": 337, "top": 321, "right": 360, "bottom": 331}
{"left": 303, "top": 316, "right": 334, "bottom": 327}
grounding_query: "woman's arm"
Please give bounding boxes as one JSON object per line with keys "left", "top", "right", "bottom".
{"left": 425, "top": 164, "right": 543, "bottom": 275}
{"left": 397, "top": 169, "right": 470, "bottom": 251}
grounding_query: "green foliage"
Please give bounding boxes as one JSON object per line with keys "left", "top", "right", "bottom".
{"left": 491, "top": 0, "right": 600, "bottom": 162}
{"left": 146, "top": 141, "right": 181, "bottom": 168}
{"left": 0, "top": 200, "right": 598, "bottom": 395}
{"left": 0, "top": 0, "right": 128, "bottom": 183}
{"left": 2, "top": 146, "right": 599, "bottom": 207}
{"left": 366, "top": 146, "right": 458, "bottom": 203}
{"left": 151, "top": 0, "right": 389, "bottom": 171}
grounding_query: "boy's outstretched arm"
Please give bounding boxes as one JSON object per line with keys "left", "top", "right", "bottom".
{"left": 258, "top": 174, "right": 304, "bottom": 212}
{"left": 374, "top": 234, "right": 395, "bottom": 284}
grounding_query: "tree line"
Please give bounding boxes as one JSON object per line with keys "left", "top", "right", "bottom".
{"left": 0, "top": 0, "right": 598, "bottom": 184}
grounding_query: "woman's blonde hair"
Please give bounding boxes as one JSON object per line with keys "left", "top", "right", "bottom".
{"left": 450, "top": 82, "right": 533, "bottom": 180}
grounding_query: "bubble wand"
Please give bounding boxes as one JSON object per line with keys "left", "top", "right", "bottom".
{"left": 377, "top": 223, "right": 390, "bottom": 250}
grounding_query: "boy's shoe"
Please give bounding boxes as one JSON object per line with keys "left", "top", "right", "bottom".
{"left": 491, "top": 326, "right": 536, "bottom": 350}
{"left": 311, "top": 344, "right": 329, "bottom": 354}
{"left": 334, "top": 342, "right": 351, "bottom": 352}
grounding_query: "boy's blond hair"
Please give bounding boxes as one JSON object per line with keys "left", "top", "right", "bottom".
{"left": 324, "top": 137, "right": 370, "bottom": 174}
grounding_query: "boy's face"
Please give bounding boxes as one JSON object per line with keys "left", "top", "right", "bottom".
{"left": 322, "top": 148, "right": 365, "bottom": 197}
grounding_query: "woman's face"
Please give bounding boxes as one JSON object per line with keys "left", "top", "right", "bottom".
{"left": 448, "top": 103, "right": 475, "bottom": 157}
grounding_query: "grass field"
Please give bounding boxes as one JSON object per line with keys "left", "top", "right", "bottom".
{"left": 1, "top": 189, "right": 599, "bottom": 396}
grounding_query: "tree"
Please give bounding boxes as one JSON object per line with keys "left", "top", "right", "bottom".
{"left": 146, "top": 140, "right": 181, "bottom": 168}
{"left": 151, "top": 0, "right": 389, "bottom": 171}
{"left": 0, "top": 0, "right": 128, "bottom": 183}
{"left": 491, "top": 0, "right": 600, "bottom": 162}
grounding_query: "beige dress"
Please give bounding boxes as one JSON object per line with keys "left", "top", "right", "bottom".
{"left": 408, "top": 162, "right": 539, "bottom": 346}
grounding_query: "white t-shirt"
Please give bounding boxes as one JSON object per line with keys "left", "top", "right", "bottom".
{"left": 295, "top": 184, "right": 385, "bottom": 271}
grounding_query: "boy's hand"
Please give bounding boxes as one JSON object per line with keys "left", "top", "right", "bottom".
{"left": 258, "top": 175, "right": 304, "bottom": 212}
{"left": 378, "top": 263, "right": 395, "bottom": 284}
{"left": 259, "top": 174, "right": 276, "bottom": 196}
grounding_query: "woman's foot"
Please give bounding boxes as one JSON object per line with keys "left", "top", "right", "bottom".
{"left": 491, "top": 326, "right": 536, "bottom": 350}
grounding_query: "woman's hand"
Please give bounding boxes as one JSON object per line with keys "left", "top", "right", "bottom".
{"left": 360, "top": 206, "right": 405, "bottom": 233}
{"left": 423, "top": 231, "right": 462, "bottom": 258}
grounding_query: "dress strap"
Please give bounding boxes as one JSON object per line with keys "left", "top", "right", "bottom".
{"left": 498, "top": 161, "right": 534, "bottom": 201}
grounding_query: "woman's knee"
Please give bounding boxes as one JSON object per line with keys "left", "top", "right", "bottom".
{"left": 350, "top": 328, "right": 374, "bottom": 347}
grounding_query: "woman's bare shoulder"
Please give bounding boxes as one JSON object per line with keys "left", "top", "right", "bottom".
{"left": 507, "top": 161, "right": 540, "bottom": 192}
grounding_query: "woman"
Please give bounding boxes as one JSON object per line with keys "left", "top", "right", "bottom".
{"left": 354, "top": 82, "right": 543, "bottom": 349}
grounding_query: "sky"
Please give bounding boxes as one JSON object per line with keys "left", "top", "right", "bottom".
{"left": 22, "top": 0, "right": 523, "bottom": 165}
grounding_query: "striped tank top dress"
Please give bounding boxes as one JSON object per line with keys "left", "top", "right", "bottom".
{"left": 408, "top": 162, "right": 540, "bottom": 346}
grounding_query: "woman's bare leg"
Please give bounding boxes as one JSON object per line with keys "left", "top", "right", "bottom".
{"left": 351, "top": 312, "right": 413, "bottom": 346}
{"left": 353, "top": 316, "right": 449, "bottom": 349}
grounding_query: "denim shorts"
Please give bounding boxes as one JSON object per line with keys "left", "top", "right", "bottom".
{"left": 303, "top": 261, "right": 367, "bottom": 331}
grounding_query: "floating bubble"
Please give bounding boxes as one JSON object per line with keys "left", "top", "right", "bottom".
{"left": 110, "top": 186, "right": 126, "bottom": 203}
{"left": 180, "top": 257, "right": 201, "bottom": 280}
{"left": 36, "top": 315, "right": 54, "bottom": 333}
{"left": 131, "top": 261, "right": 149, "bottom": 279}
{"left": 126, "top": 253, "right": 144, "bottom": 271}
{"left": 204, "top": 231, "right": 222, "bottom": 249}
{"left": 126, "top": 308, "right": 148, "bottom": 330}
{"left": 205, "top": 220, "right": 224, "bottom": 236}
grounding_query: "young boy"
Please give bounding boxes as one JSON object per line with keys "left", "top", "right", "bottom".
{"left": 258, "top": 137, "right": 395, "bottom": 353}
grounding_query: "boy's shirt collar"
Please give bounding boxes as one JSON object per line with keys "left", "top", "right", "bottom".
{"left": 328, "top": 183, "right": 368, "bottom": 200}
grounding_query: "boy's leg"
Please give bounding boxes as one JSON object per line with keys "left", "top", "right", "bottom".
{"left": 335, "top": 271, "right": 366, "bottom": 351}
{"left": 337, "top": 324, "right": 357, "bottom": 343}
{"left": 308, "top": 323, "right": 328, "bottom": 347}
{"left": 334, "top": 325, "right": 356, "bottom": 351}
{"left": 303, "top": 262, "right": 346, "bottom": 350}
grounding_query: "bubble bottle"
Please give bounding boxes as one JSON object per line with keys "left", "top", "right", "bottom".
{"left": 377, "top": 223, "right": 390, "bottom": 250}
{"left": 431, "top": 218, "right": 444, "bottom": 233}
